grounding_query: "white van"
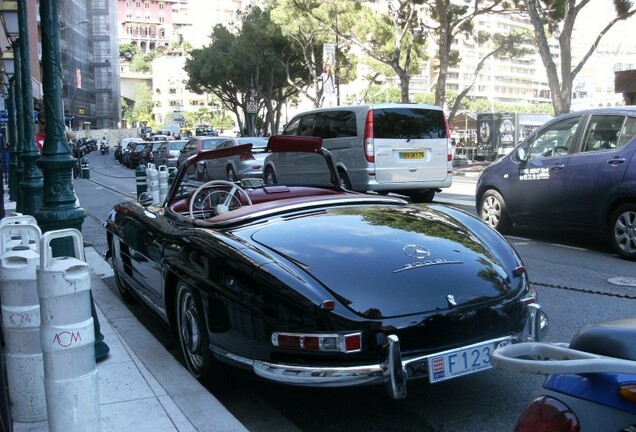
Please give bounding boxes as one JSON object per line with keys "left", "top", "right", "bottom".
{"left": 279, "top": 103, "right": 453, "bottom": 202}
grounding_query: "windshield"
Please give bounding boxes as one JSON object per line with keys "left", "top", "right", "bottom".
{"left": 170, "top": 141, "right": 187, "bottom": 151}
{"left": 202, "top": 138, "right": 226, "bottom": 150}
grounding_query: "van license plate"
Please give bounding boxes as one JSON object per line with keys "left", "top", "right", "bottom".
{"left": 427, "top": 341, "right": 497, "bottom": 383}
{"left": 399, "top": 151, "right": 424, "bottom": 159}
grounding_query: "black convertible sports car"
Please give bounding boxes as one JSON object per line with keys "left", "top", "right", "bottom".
{"left": 105, "top": 135, "right": 548, "bottom": 399}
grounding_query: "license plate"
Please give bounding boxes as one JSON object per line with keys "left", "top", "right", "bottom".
{"left": 428, "top": 340, "right": 508, "bottom": 383}
{"left": 399, "top": 151, "right": 425, "bottom": 159}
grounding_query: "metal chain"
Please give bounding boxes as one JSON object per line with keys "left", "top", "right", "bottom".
{"left": 531, "top": 280, "right": 636, "bottom": 300}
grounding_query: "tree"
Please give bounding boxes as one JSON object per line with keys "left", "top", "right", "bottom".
{"left": 130, "top": 84, "right": 154, "bottom": 127}
{"left": 185, "top": 8, "right": 305, "bottom": 135}
{"left": 119, "top": 43, "right": 138, "bottom": 60}
{"left": 524, "top": 0, "right": 636, "bottom": 115}
{"left": 421, "top": 0, "right": 535, "bottom": 122}
{"left": 286, "top": 0, "right": 428, "bottom": 102}
{"left": 270, "top": 0, "right": 356, "bottom": 108}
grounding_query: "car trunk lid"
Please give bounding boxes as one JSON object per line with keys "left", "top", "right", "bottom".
{"left": 250, "top": 205, "right": 512, "bottom": 319}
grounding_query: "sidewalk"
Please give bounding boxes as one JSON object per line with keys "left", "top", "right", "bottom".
{"left": 3, "top": 197, "right": 248, "bottom": 432}
{"left": 452, "top": 158, "right": 491, "bottom": 178}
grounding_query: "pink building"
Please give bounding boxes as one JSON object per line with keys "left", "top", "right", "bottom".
{"left": 117, "top": 0, "right": 180, "bottom": 52}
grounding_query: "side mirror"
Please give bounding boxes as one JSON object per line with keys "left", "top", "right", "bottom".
{"left": 516, "top": 148, "right": 528, "bottom": 162}
{"left": 138, "top": 192, "right": 153, "bottom": 206}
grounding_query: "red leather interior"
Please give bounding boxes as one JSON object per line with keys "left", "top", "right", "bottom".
{"left": 169, "top": 186, "right": 343, "bottom": 215}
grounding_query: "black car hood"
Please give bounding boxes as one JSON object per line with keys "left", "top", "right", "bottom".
{"left": 250, "top": 205, "right": 512, "bottom": 319}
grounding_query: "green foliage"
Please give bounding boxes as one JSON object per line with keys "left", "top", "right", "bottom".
{"left": 185, "top": 7, "right": 307, "bottom": 134}
{"left": 130, "top": 84, "right": 154, "bottom": 125}
{"left": 279, "top": 0, "right": 428, "bottom": 102}
{"left": 129, "top": 55, "right": 151, "bottom": 73}
{"left": 365, "top": 86, "right": 402, "bottom": 104}
{"left": 119, "top": 43, "right": 138, "bottom": 60}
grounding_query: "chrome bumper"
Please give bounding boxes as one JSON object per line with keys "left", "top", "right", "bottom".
{"left": 218, "top": 304, "right": 548, "bottom": 400}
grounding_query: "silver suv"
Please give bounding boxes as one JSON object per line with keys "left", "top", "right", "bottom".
{"left": 281, "top": 103, "right": 452, "bottom": 202}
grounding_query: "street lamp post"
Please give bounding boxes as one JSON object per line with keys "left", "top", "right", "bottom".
{"left": 3, "top": 55, "right": 17, "bottom": 202}
{"left": 12, "top": 37, "right": 24, "bottom": 212}
{"left": 35, "top": 0, "right": 109, "bottom": 361}
{"left": 17, "top": 0, "right": 42, "bottom": 216}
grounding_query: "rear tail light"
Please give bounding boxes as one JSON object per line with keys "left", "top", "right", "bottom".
{"left": 514, "top": 396, "right": 579, "bottom": 432}
{"left": 240, "top": 153, "right": 255, "bottom": 161}
{"left": 619, "top": 383, "right": 636, "bottom": 404}
{"left": 444, "top": 115, "right": 453, "bottom": 164}
{"left": 364, "top": 110, "right": 374, "bottom": 163}
{"left": 272, "top": 331, "right": 362, "bottom": 353}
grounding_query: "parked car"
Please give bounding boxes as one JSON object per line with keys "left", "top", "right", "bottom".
{"left": 150, "top": 134, "right": 170, "bottom": 142}
{"left": 154, "top": 139, "right": 188, "bottom": 168}
{"left": 195, "top": 125, "right": 218, "bottom": 136}
{"left": 282, "top": 103, "right": 453, "bottom": 202}
{"left": 476, "top": 107, "right": 636, "bottom": 260}
{"left": 127, "top": 142, "right": 149, "bottom": 168}
{"left": 105, "top": 135, "right": 548, "bottom": 398}
{"left": 116, "top": 137, "right": 144, "bottom": 163}
{"left": 140, "top": 141, "right": 164, "bottom": 166}
{"left": 202, "top": 137, "right": 269, "bottom": 181}
{"left": 177, "top": 136, "right": 227, "bottom": 179}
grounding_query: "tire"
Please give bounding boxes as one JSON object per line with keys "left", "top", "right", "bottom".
{"left": 337, "top": 169, "right": 352, "bottom": 189}
{"left": 609, "top": 203, "right": 636, "bottom": 260}
{"left": 227, "top": 166, "right": 237, "bottom": 182}
{"left": 175, "top": 281, "right": 215, "bottom": 382}
{"left": 479, "top": 189, "right": 512, "bottom": 233}
{"left": 196, "top": 165, "right": 208, "bottom": 182}
{"left": 409, "top": 189, "right": 435, "bottom": 203}
{"left": 264, "top": 167, "right": 277, "bottom": 185}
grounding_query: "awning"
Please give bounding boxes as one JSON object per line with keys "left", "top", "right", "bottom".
{"left": 448, "top": 112, "right": 477, "bottom": 130}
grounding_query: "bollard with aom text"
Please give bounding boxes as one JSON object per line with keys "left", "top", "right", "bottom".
{"left": 0, "top": 223, "right": 46, "bottom": 422}
{"left": 37, "top": 229, "right": 100, "bottom": 432}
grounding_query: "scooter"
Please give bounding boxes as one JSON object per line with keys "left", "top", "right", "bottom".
{"left": 492, "top": 318, "right": 636, "bottom": 432}
{"left": 100, "top": 139, "right": 109, "bottom": 154}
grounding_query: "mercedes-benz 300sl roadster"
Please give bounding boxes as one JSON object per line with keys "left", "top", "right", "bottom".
{"left": 105, "top": 135, "right": 548, "bottom": 399}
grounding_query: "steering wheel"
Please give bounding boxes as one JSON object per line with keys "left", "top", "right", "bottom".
{"left": 544, "top": 145, "right": 569, "bottom": 157}
{"left": 189, "top": 180, "right": 253, "bottom": 220}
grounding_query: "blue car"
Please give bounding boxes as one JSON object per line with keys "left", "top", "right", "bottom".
{"left": 476, "top": 107, "right": 636, "bottom": 260}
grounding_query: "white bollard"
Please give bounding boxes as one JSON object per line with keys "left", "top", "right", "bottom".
{"left": 0, "top": 215, "right": 39, "bottom": 253}
{"left": 147, "top": 163, "right": 160, "bottom": 204}
{"left": 0, "top": 225, "right": 46, "bottom": 422}
{"left": 37, "top": 229, "right": 100, "bottom": 432}
{"left": 158, "top": 165, "right": 169, "bottom": 202}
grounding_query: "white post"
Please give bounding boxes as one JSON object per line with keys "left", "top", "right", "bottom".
{"left": 0, "top": 224, "right": 46, "bottom": 422}
{"left": 37, "top": 229, "right": 100, "bottom": 432}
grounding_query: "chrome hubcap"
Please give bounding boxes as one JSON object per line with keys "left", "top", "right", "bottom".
{"left": 179, "top": 291, "right": 203, "bottom": 370}
{"left": 615, "top": 210, "right": 636, "bottom": 254}
{"left": 482, "top": 196, "right": 501, "bottom": 228}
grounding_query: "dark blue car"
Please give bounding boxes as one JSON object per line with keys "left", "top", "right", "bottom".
{"left": 476, "top": 107, "right": 636, "bottom": 260}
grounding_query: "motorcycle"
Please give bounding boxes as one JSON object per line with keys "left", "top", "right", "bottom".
{"left": 492, "top": 318, "right": 636, "bottom": 432}
{"left": 100, "top": 139, "right": 109, "bottom": 154}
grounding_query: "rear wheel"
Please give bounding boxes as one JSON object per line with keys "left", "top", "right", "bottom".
{"left": 409, "top": 189, "right": 435, "bottom": 203}
{"left": 609, "top": 203, "right": 636, "bottom": 260}
{"left": 264, "top": 167, "right": 277, "bottom": 185}
{"left": 337, "top": 169, "right": 352, "bottom": 189}
{"left": 227, "top": 166, "right": 237, "bottom": 182}
{"left": 479, "top": 189, "right": 512, "bottom": 233}
{"left": 196, "top": 165, "right": 208, "bottom": 181}
{"left": 175, "top": 281, "right": 215, "bottom": 382}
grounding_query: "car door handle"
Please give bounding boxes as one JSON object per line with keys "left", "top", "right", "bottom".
{"left": 607, "top": 158, "right": 625, "bottom": 165}
{"left": 550, "top": 164, "right": 565, "bottom": 171}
